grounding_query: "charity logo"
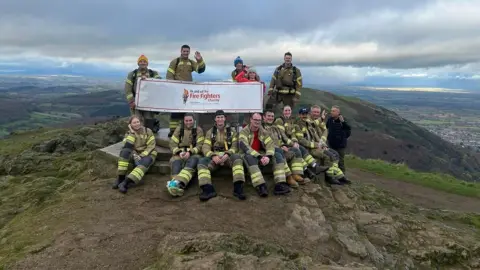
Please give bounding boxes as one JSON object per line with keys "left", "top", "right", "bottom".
{"left": 182, "top": 89, "right": 221, "bottom": 104}
{"left": 183, "top": 89, "right": 189, "bottom": 104}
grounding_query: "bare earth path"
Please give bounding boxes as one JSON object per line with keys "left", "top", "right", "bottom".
{"left": 348, "top": 168, "right": 480, "bottom": 213}
{"left": 6, "top": 169, "right": 480, "bottom": 270}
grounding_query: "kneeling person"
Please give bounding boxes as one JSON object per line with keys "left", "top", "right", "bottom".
{"left": 239, "top": 113, "right": 290, "bottom": 197}
{"left": 167, "top": 114, "right": 205, "bottom": 196}
{"left": 114, "top": 116, "right": 157, "bottom": 194}
{"left": 197, "top": 110, "right": 246, "bottom": 201}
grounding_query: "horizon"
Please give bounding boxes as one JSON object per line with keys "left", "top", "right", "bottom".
{"left": 0, "top": 0, "right": 479, "bottom": 92}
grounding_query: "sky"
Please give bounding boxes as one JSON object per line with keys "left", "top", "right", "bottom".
{"left": 0, "top": 0, "right": 479, "bottom": 89}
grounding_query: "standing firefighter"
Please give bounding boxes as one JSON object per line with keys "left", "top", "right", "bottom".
{"left": 124, "top": 54, "right": 161, "bottom": 132}
{"left": 239, "top": 113, "right": 291, "bottom": 197}
{"left": 265, "top": 52, "right": 303, "bottom": 113}
{"left": 166, "top": 114, "right": 205, "bottom": 196}
{"left": 113, "top": 116, "right": 157, "bottom": 194}
{"left": 197, "top": 110, "right": 246, "bottom": 201}
{"left": 166, "top": 45, "right": 206, "bottom": 138}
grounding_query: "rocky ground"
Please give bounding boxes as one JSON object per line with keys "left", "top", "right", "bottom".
{"left": 1, "top": 120, "right": 480, "bottom": 269}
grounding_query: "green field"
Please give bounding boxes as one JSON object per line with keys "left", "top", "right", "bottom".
{"left": 346, "top": 155, "right": 480, "bottom": 198}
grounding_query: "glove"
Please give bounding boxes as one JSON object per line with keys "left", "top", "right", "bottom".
{"left": 133, "top": 154, "right": 141, "bottom": 163}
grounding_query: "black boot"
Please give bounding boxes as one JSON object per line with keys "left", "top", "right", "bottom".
{"left": 112, "top": 175, "right": 125, "bottom": 189}
{"left": 199, "top": 184, "right": 217, "bottom": 201}
{"left": 233, "top": 181, "right": 246, "bottom": 200}
{"left": 273, "top": 182, "right": 291, "bottom": 195}
{"left": 325, "top": 175, "right": 342, "bottom": 186}
{"left": 118, "top": 179, "right": 136, "bottom": 194}
{"left": 339, "top": 177, "right": 352, "bottom": 185}
{"left": 303, "top": 168, "right": 316, "bottom": 180}
{"left": 256, "top": 183, "right": 268, "bottom": 197}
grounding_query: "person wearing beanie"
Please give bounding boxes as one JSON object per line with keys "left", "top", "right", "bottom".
{"left": 124, "top": 54, "right": 162, "bottom": 132}
{"left": 231, "top": 56, "right": 244, "bottom": 81}
{"left": 196, "top": 110, "right": 247, "bottom": 201}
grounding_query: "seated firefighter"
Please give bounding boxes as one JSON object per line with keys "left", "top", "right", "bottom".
{"left": 262, "top": 109, "right": 305, "bottom": 188}
{"left": 113, "top": 116, "right": 157, "bottom": 194}
{"left": 197, "top": 110, "right": 246, "bottom": 201}
{"left": 238, "top": 112, "right": 291, "bottom": 197}
{"left": 166, "top": 114, "right": 205, "bottom": 196}
{"left": 274, "top": 105, "right": 325, "bottom": 181}
{"left": 295, "top": 108, "right": 350, "bottom": 185}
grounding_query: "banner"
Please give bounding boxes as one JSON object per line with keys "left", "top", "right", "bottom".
{"left": 135, "top": 79, "right": 264, "bottom": 113}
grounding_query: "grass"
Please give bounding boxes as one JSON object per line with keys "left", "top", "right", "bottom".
{"left": 346, "top": 155, "right": 480, "bottom": 199}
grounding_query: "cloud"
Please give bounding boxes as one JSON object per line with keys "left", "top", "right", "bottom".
{"left": 0, "top": 0, "right": 479, "bottom": 85}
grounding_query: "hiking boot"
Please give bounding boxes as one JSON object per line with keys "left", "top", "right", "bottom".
{"left": 339, "top": 177, "right": 352, "bottom": 185}
{"left": 303, "top": 168, "right": 316, "bottom": 180}
{"left": 233, "top": 181, "right": 246, "bottom": 200}
{"left": 166, "top": 180, "right": 185, "bottom": 197}
{"left": 286, "top": 175, "right": 299, "bottom": 188}
{"left": 292, "top": 174, "right": 306, "bottom": 185}
{"left": 256, "top": 183, "right": 268, "bottom": 197}
{"left": 118, "top": 179, "right": 135, "bottom": 194}
{"left": 273, "top": 182, "right": 291, "bottom": 195}
{"left": 325, "top": 175, "right": 342, "bottom": 186}
{"left": 199, "top": 184, "right": 217, "bottom": 201}
{"left": 112, "top": 175, "right": 125, "bottom": 189}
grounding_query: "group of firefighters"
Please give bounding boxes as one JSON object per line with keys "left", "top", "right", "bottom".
{"left": 117, "top": 45, "right": 352, "bottom": 200}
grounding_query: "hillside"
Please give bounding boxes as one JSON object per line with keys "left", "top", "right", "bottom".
{"left": 296, "top": 88, "right": 480, "bottom": 182}
{"left": 0, "top": 119, "right": 480, "bottom": 269}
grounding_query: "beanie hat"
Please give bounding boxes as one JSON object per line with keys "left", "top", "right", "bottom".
{"left": 234, "top": 56, "right": 243, "bottom": 67}
{"left": 215, "top": 110, "right": 225, "bottom": 117}
{"left": 137, "top": 54, "right": 149, "bottom": 64}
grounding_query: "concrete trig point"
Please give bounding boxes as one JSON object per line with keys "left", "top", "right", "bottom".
{"left": 98, "top": 78, "right": 264, "bottom": 175}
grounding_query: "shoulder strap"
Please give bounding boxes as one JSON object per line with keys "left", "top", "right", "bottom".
{"left": 179, "top": 122, "right": 185, "bottom": 142}
{"left": 274, "top": 64, "right": 283, "bottom": 76}
{"left": 175, "top": 57, "right": 180, "bottom": 71}
{"left": 211, "top": 126, "right": 217, "bottom": 143}
{"left": 192, "top": 121, "right": 197, "bottom": 147}
{"left": 148, "top": 69, "right": 154, "bottom": 78}
{"left": 131, "top": 69, "right": 139, "bottom": 96}
{"left": 226, "top": 126, "right": 232, "bottom": 147}
{"left": 292, "top": 66, "right": 297, "bottom": 88}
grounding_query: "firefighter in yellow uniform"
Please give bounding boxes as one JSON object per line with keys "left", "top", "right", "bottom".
{"left": 262, "top": 109, "right": 305, "bottom": 188}
{"left": 113, "top": 116, "right": 157, "bottom": 194}
{"left": 166, "top": 113, "right": 205, "bottom": 196}
{"left": 295, "top": 108, "right": 348, "bottom": 185}
{"left": 166, "top": 45, "right": 206, "bottom": 138}
{"left": 124, "top": 55, "right": 161, "bottom": 132}
{"left": 274, "top": 105, "right": 325, "bottom": 181}
{"left": 238, "top": 113, "right": 291, "bottom": 197}
{"left": 197, "top": 110, "right": 246, "bottom": 201}
{"left": 309, "top": 105, "right": 329, "bottom": 144}
{"left": 265, "top": 52, "right": 303, "bottom": 113}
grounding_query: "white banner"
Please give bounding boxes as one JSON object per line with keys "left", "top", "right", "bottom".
{"left": 135, "top": 79, "right": 264, "bottom": 113}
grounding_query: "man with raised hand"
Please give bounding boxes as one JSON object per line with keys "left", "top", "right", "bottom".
{"left": 197, "top": 110, "right": 246, "bottom": 201}
{"left": 238, "top": 113, "right": 291, "bottom": 197}
{"left": 166, "top": 45, "right": 206, "bottom": 138}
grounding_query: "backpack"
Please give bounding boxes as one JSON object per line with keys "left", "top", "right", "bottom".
{"left": 131, "top": 69, "right": 155, "bottom": 97}
{"left": 274, "top": 64, "right": 297, "bottom": 90}
{"left": 179, "top": 121, "right": 198, "bottom": 147}
{"left": 174, "top": 57, "right": 206, "bottom": 74}
{"left": 211, "top": 125, "right": 233, "bottom": 150}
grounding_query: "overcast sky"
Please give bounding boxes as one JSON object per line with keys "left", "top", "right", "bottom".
{"left": 0, "top": 0, "right": 479, "bottom": 84}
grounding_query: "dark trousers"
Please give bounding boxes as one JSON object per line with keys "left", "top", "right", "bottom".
{"left": 331, "top": 147, "right": 346, "bottom": 173}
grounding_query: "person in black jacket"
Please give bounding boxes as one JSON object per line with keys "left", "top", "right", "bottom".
{"left": 326, "top": 106, "right": 351, "bottom": 173}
